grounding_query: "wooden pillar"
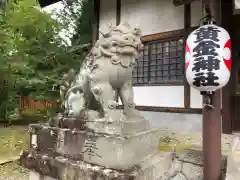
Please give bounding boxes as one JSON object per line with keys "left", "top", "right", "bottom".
{"left": 221, "top": 0, "right": 233, "bottom": 134}
{"left": 202, "top": 0, "right": 222, "bottom": 179}
{"left": 114, "top": 0, "right": 121, "bottom": 102}
{"left": 184, "top": 3, "right": 191, "bottom": 108}
{"left": 92, "top": 0, "right": 100, "bottom": 45}
{"left": 116, "top": 0, "right": 121, "bottom": 25}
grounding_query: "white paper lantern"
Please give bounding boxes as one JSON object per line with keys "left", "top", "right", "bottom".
{"left": 185, "top": 24, "right": 232, "bottom": 92}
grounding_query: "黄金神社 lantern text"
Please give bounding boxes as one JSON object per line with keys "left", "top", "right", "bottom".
{"left": 185, "top": 24, "right": 231, "bottom": 92}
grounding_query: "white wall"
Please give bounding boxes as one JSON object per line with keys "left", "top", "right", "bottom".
{"left": 191, "top": 0, "right": 203, "bottom": 27}
{"left": 99, "top": 0, "right": 116, "bottom": 37}
{"left": 133, "top": 86, "right": 184, "bottom": 107}
{"left": 190, "top": 87, "right": 202, "bottom": 108}
{"left": 121, "top": 0, "right": 184, "bottom": 35}
{"left": 99, "top": 0, "right": 204, "bottom": 108}
{"left": 118, "top": 86, "right": 184, "bottom": 107}
{"left": 142, "top": 111, "right": 202, "bottom": 132}
{"left": 190, "top": 1, "right": 203, "bottom": 108}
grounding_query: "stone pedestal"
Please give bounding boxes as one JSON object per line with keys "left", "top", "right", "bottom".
{"left": 29, "top": 172, "right": 55, "bottom": 180}
{"left": 24, "top": 150, "right": 172, "bottom": 180}
{"left": 86, "top": 117, "right": 149, "bottom": 135}
{"left": 21, "top": 116, "right": 169, "bottom": 180}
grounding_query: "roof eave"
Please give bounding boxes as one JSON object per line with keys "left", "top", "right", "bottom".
{"left": 38, "top": 0, "right": 61, "bottom": 7}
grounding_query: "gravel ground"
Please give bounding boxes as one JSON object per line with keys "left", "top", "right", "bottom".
{"left": 0, "top": 126, "right": 29, "bottom": 180}
{"left": 0, "top": 175, "right": 28, "bottom": 180}
{"left": 0, "top": 162, "right": 29, "bottom": 180}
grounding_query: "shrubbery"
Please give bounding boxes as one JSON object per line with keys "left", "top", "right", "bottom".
{"left": 0, "top": 0, "right": 92, "bottom": 123}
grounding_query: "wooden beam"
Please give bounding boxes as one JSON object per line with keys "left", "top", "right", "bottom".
{"left": 92, "top": 0, "right": 100, "bottom": 45}
{"left": 117, "top": 105, "right": 202, "bottom": 114}
{"left": 183, "top": 3, "right": 191, "bottom": 108}
{"left": 141, "top": 29, "right": 185, "bottom": 42}
{"left": 116, "top": 0, "right": 121, "bottom": 25}
{"left": 141, "top": 27, "right": 197, "bottom": 43}
{"left": 38, "top": 0, "right": 60, "bottom": 7}
{"left": 221, "top": 0, "right": 233, "bottom": 134}
{"left": 201, "top": 0, "right": 222, "bottom": 179}
{"left": 115, "top": 0, "right": 121, "bottom": 102}
{"left": 173, "top": 0, "right": 197, "bottom": 6}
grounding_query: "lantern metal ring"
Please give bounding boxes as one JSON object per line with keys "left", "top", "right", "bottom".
{"left": 202, "top": 91, "right": 215, "bottom": 109}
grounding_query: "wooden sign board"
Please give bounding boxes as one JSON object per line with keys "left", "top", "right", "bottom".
{"left": 173, "top": 0, "right": 197, "bottom": 6}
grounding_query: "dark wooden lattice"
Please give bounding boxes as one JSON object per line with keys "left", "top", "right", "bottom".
{"left": 132, "top": 37, "right": 184, "bottom": 85}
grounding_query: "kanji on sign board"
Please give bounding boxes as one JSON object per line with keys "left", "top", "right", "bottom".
{"left": 185, "top": 24, "right": 232, "bottom": 92}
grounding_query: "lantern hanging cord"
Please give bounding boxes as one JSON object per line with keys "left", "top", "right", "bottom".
{"left": 199, "top": 7, "right": 215, "bottom": 26}
{"left": 202, "top": 91, "right": 214, "bottom": 109}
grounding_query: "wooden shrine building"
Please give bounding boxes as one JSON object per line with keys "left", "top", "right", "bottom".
{"left": 39, "top": 0, "right": 240, "bottom": 134}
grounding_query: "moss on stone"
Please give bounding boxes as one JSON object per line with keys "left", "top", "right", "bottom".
{"left": 158, "top": 136, "right": 193, "bottom": 152}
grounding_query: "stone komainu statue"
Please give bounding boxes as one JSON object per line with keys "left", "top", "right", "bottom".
{"left": 60, "top": 22, "right": 144, "bottom": 122}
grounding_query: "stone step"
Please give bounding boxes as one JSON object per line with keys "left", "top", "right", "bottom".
{"left": 20, "top": 150, "right": 172, "bottom": 180}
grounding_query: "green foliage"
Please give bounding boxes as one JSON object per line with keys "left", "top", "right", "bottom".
{"left": 5, "top": 0, "right": 82, "bottom": 91}
{"left": 0, "top": 71, "right": 19, "bottom": 121}
{"left": 0, "top": 0, "right": 92, "bottom": 121}
{"left": 58, "top": 0, "right": 93, "bottom": 46}
{"left": 71, "top": 0, "right": 93, "bottom": 45}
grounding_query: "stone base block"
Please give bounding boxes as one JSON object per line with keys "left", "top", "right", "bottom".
{"left": 29, "top": 171, "right": 56, "bottom": 180}
{"left": 48, "top": 114, "right": 86, "bottom": 130}
{"left": 86, "top": 118, "right": 149, "bottom": 135}
{"left": 22, "top": 150, "right": 172, "bottom": 180}
{"left": 81, "top": 128, "right": 160, "bottom": 169}
{"left": 48, "top": 110, "right": 147, "bottom": 136}
{"left": 29, "top": 124, "right": 160, "bottom": 169}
